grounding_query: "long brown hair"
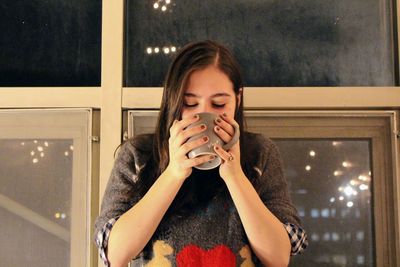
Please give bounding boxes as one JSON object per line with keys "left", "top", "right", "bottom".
{"left": 133, "top": 40, "right": 250, "bottom": 213}
{"left": 154, "top": 40, "right": 245, "bottom": 175}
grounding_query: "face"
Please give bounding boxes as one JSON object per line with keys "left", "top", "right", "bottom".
{"left": 181, "top": 65, "right": 240, "bottom": 119}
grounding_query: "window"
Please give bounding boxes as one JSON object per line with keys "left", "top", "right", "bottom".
{"left": 0, "top": 1, "right": 102, "bottom": 86}
{"left": 124, "top": 0, "right": 394, "bottom": 86}
{"left": 0, "top": 109, "right": 98, "bottom": 266}
{"left": 126, "top": 110, "right": 399, "bottom": 267}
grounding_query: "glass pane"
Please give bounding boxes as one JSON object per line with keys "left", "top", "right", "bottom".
{"left": 0, "top": 139, "right": 73, "bottom": 266}
{"left": 273, "top": 140, "right": 373, "bottom": 267}
{"left": 0, "top": 110, "right": 90, "bottom": 266}
{"left": 0, "top": 1, "right": 102, "bottom": 86}
{"left": 124, "top": 0, "right": 394, "bottom": 87}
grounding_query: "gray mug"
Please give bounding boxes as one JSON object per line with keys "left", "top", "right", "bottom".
{"left": 186, "top": 112, "right": 240, "bottom": 170}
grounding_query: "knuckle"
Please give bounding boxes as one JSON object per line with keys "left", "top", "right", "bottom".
{"left": 193, "top": 157, "right": 202, "bottom": 165}
{"left": 182, "top": 142, "right": 192, "bottom": 151}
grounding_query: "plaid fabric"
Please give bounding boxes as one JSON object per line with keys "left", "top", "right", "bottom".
{"left": 284, "top": 223, "right": 308, "bottom": 255}
{"left": 95, "top": 217, "right": 117, "bottom": 267}
{"left": 95, "top": 219, "right": 308, "bottom": 266}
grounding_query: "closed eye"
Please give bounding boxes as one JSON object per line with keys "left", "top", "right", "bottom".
{"left": 213, "top": 103, "right": 226, "bottom": 108}
{"left": 184, "top": 103, "right": 198, "bottom": 108}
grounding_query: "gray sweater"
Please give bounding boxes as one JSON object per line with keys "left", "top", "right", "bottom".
{"left": 95, "top": 132, "right": 307, "bottom": 266}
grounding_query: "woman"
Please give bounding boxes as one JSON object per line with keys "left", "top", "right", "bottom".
{"left": 95, "top": 40, "right": 307, "bottom": 267}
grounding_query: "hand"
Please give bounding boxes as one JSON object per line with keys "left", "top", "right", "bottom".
{"left": 165, "top": 115, "right": 216, "bottom": 181}
{"left": 213, "top": 114, "right": 243, "bottom": 180}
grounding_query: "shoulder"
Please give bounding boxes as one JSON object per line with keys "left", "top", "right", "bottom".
{"left": 243, "top": 131, "right": 279, "bottom": 155}
{"left": 116, "top": 133, "right": 154, "bottom": 164}
{"left": 242, "top": 131, "right": 282, "bottom": 168}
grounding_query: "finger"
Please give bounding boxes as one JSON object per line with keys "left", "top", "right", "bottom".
{"left": 177, "top": 114, "right": 201, "bottom": 131}
{"left": 179, "top": 135, "right": 209, "bottom": 156}
{"left": 214, "top": 125, "right": 232, "bottom": 143}
{"left": 213, "top": 144, "right": 234, "bottom": 162}
{"left": 169, "top": 114, "right": 200, "bottom": 140}
{"left": 174, "top": 123, "right": 207, "bottom": 147}
{"left": 185, "top": 154, "right": 217, "bottom": 169}
{"left": 215, "top": 115, "right": 235, "bottom": 136}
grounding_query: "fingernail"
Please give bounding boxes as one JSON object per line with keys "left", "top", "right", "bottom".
{"left": 223, "top": 113, "right": 227, "bottom": 117}
{"left": 215, "top": 126, "right": 220, "bottom": 131}
{"left": 193, "top": 114, "right": 199, "bottom": 119}
{"left": 214, "top": 145, "right": 219, "bottom": 150}
{"left": 203, "top": 136, "right": 208, "bottom": 142}
{"left": 209, "top": 155, "right": 215, "bottom": 160}
{"left": 216, "top": 118, "right": 222, "bottom": 123}
{"left": 200, "top": 124, "right": 206, "bottom": 129}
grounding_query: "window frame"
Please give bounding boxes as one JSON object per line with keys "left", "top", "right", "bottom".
{"left": 126, "top": 109, "right": 400, "bottom": 266}
{"left": 0, "top": 0, "right": 398, "bottom": 266}
{"left": 0, "top": 108, "right": 97, "bottom": 267}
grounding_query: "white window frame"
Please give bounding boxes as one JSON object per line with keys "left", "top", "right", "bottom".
{"left": 0, "top": 1, "right": 398, "bottom": 266}
{"left": 0, "top": 108, "right": 96, "bottom": 267}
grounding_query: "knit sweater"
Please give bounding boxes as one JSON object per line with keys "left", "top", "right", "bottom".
{"left": 95, "top": 132, "right": 308, "bottom": 266}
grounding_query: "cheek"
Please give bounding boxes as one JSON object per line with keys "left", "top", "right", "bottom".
{"left": 181, "top": 109, "right": 195, "bottom": 120}
{"left": 224, "top": 104, "right": 236, "bottom": 118}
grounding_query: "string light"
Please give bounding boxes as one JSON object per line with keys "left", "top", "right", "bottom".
{"left": 334, "top": 170, "right": 343, "bottom": 176}
{"left": 309, "top": 150, "right": 316, "bottom": 157}
{"left": 146, "top": 45, "right": 177, "bottom": 56}
{"left": 359, "top": 184, "right": 369, "bottom": 191}
{"left": 342, "top": 161, "right": 351, "bottom": 168}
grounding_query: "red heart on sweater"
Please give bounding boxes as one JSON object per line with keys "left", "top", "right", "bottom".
{"left": 176, "top": 244, "right": 236, "bottom": 267}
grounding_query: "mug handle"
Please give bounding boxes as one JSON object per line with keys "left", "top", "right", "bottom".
{"left": 222, "top": 123, "right": 240, "bottom": 150}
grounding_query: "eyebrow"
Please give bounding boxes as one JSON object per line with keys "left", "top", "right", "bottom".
{"left": 184, "top": 93, "right": 231, "bottom": 98}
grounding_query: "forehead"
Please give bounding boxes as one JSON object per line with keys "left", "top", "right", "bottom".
{"left": 184, "top": 65, "right": 234, "bottom": 97}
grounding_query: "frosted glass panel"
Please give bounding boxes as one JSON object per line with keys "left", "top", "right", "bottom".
{"left": 0, "top": 139, "right": 72, "bottom": 266}
{"left": 274, "top": 140, "right": 373, "bottom": 267}
{"left": 0, "top": 110, "right": 91, "bottom": 267}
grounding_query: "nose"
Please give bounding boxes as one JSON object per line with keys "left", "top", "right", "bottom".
{"left": 202, "top": 104, "right": 214, "bottom": 114}
{"left": 201, "top": 104, "right": 221, "bottom": 115}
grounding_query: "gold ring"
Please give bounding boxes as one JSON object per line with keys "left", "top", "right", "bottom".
{"left": 228, "top": 155, "right": 234, "bottom": 161}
